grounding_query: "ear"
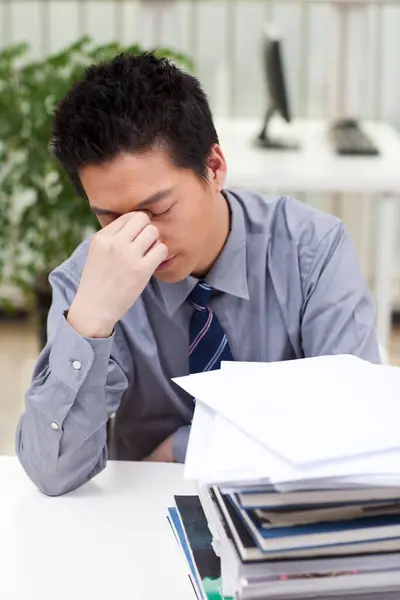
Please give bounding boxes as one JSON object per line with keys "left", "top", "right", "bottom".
{"left": 207, "top": 144, "right": 227, "bottom": 192}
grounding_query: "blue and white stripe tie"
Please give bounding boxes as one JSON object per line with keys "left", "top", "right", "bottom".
{"left": 189, "top": 281, "right": 234, "bottom": 374}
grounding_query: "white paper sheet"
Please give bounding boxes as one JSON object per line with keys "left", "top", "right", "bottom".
{"left": 174, "top": 355, "right": 400, "bottom": 467}
{"left": 184, "top": 401, "right": 275, "bottom": 483}
{"left": 185, "top": 401, "right": 400, "bottom": 488}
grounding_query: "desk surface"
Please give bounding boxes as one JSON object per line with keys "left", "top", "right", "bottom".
{"left": 0, "top": 456, "right": 195, "bottom": 600}
{"left": 216, "top": 118, "right": 400, "bottom": 194}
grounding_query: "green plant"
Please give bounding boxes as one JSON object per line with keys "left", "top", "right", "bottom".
{"left": 0, "top": 36, "right": 193, "bottom": 312}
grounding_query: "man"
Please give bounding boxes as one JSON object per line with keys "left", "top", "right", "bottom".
{"left": 16, "top": 53, "right": 380, "bottom": 497}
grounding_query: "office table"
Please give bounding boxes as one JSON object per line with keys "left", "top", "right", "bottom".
{"left": 215, "top": 117, "right": 400, "bottom": 353}
{"left": 0, "top": 456, "right": 195, "bottom": 600}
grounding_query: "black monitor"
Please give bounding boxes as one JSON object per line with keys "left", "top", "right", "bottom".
{"left": 255, "top": 25, "right": 299, "bottom": 151}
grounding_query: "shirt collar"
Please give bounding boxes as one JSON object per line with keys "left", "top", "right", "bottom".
{"left": 156, "top": 189, "right": 249, "bottom": 316}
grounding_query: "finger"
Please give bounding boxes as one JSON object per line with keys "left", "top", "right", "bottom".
{"left": 101, "top": 212, "right": 132, "bottom": 236}
{"left": 117, "top": 212, "right": 151, "bottom": 243}
{"left": 142, "top": 243, "right": 168, "bottom": 272}
{"left": 100, "top": 211, "right": 149, "bottom": 239}
{"left": 132, "top": 224, "right": 160, "bottom": 256}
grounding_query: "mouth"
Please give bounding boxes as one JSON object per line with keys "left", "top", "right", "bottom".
{"left": 156, "top": 255, "right": 177, "bottom": 271}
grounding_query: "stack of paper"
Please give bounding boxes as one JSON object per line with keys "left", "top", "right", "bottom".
{"left": 171, "top": 354, "right": 400, "bottom": 599}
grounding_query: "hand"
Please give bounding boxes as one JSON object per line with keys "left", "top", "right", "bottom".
{"left": 67, "top": 212, "right": 168, "bottom": 338}
{"left": 143, "top": 434, "right": 174, "bottom": 463}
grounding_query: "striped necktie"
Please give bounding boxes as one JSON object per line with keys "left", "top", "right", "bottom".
{"left": 189, "top": 281, "right": 234, "bottom": 374}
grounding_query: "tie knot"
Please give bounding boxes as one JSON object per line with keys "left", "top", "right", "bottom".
{"left": 190, "top": 281, "right": 213, "bottom": 311}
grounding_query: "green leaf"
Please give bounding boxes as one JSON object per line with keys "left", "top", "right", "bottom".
{"left": 0, "top": 36, "right": 193, "bottom": 310}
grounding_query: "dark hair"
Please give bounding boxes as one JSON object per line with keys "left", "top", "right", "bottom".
{"left": 51, "top": 52, "right": 219, "bottom": 195}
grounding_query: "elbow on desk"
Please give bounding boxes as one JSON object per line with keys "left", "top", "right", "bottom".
{"left": 24, "top": 471, "right": 78, "bottom": 498}
{"left": 16, "top": 449, "right": 107, "bottom": 497}
{"left": 15, "top": 421, "right": 107, "bottom": 497}
{"left": 15, "top": 448, "right": 71, "bottom": 498}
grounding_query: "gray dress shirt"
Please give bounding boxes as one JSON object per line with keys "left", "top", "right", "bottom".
{"left": 16, "top": 189, "right": 380, "bottom": 496}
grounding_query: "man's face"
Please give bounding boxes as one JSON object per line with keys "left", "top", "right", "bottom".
{"left": 79, "top": 146, "right": 227, "bottom": 283}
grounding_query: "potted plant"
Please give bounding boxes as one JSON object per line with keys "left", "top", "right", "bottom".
{"left": 0, "top": 37, "right": 193, "bottom": 348}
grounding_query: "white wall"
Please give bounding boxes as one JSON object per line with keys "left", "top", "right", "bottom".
{"left": 2, "top": 0, "right": 400, "bottom": 303}
{"left": 3, "top": 0, "right": 400, "bottom": 122}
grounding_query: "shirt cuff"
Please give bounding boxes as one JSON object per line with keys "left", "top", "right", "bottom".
{"left": 49, "top": 314, "right": 115, "bottom": 393}
{"left": 172, "top": 425, "right": 191, "bottom": 463}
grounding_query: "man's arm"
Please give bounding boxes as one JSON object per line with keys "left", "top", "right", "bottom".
{"left": 300, "top": 222, "right": 381, "bottom": 363}
{"left": 16, "top": 211, "right": 168, "bottom": 495}
{"left": 143, "top": 425, "right": 190, "bottom": 463}
{"left": 15, "top": 267, "right": 131, "bottom": 497}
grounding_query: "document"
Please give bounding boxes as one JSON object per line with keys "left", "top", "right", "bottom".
{"left": 173, "top": 355, "right": 400, "bottom": 466}
{"left": 174, "top": 355, "right": 400, "bottom": 487}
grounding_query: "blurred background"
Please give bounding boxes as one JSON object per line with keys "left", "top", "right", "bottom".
{"left": 1, "top": 0, "right": 400, "bottom": 456}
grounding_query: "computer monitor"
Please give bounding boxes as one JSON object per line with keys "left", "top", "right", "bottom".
{"left": 256, "top": 24, "right": 299, "bottom": 150}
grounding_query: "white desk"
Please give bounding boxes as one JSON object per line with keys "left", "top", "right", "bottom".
{"left": 0, "top": 456, "right": 195, "bottom": 600}
{"left": 216, "top": 117, "right": 400, "bottom": 352}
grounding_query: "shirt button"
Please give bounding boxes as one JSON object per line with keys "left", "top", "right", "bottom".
{"left": 72, "top": 360, "right": 82, "bottom": 370}
{"left": 51, "top": 422, "right": 59, "bottom": 430}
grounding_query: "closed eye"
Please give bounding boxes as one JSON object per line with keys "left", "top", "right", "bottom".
{"left": 151, "top": 205, "right": 174, "bottom": 218}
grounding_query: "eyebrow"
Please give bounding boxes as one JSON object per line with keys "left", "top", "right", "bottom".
{"left": 91, "top": 188, "right": 173, "bottom": 217}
